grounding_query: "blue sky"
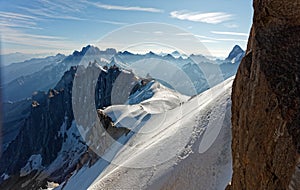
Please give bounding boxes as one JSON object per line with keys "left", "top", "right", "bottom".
{"left": 0, "top": 0, "right": 253, "bottom": 57}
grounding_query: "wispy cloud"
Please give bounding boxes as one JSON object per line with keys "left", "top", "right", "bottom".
{"left": 1, "top": 26, "right": 78, "bottom": 50}
{"left": 87, "top": 1, "right": 163, "bottom": 13}
{"left": 195, "top": 34, "right": 247, "bottom": 42}
{"left": 0, "top": 1, "right": 131, "bottom": 54}
{"left": 39, "top": 0, "right": 84, "bottom": 13}
{"left": 95, "top": 20, "right": 127, "bottom": 26}
{"left": 211, "top": 31, "right": 249, "bottom": 36}
{"left": 0, "top": 11, "right": 37, "bottom": 20}
{"left": 19, "top": 7, "right": 86, "bottom": 21}
{"left": 19, "top": 1, "right": 140, "bottom": 23}
{"left": 153, "top": 31, "right": 163, "bottom": 34}
{"left": 223, "top": 23, "right": 238, "bottom": 28}
{"left": 200, "top": 39, "right": 218, "bottom": 43}
{"left": 14, "top": 0, "right": 87, "bottom": 21}
{"left": 175, "top": 32, "right": 193, "bottom": 36}
{"left": 0, "top": 6, "right": 82, "bottom": 53}
{"left": 2, "top": 26, "right": 63, "bottom": 42}
{"left": 0, "top": 23, "right": 42, "bottom": 30}
{"left": 133, "top": 30, "right": 148, "bottom": 34}
{"left": 0, "top": 11, "right": 42, "bottom": 30}
{"left": 170, "top": 11, "right": 233, "bottom": 24}
{"left": 175, "top": 32, "right": 247, "bottom": 43}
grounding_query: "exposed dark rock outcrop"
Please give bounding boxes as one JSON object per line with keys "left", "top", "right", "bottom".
{"left": 97, "top": 109, "right": 130, "bottom": 140}
{"left": 229, "top": 0, "right": 300, "bottom": 189}
{"left": 0, "top": 63, "right": 140, "bottom": 190}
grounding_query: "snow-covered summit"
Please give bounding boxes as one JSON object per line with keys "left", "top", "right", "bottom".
{"left": 226, "top": 45, "right": 245, "bottom": 64}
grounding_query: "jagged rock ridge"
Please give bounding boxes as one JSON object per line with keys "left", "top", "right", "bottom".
{"left": 0, "top": 64, "right": 142, "bottom": 190}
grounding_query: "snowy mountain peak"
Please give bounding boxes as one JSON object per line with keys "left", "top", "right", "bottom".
{"left": 163, "top": 53, "right": 175, "bottom": 59}
{"left": 225, "top": 45, "right": 245, "bottom": 64}
{"left": 72, "top": 45, "right": 100, "bottom": 56}
{"left": 171, "top": 50, "right": 181, "bottom": 58}
{"left": 171, "top": 50, "right": 180, "bottom": 55}
{"left": 72, "top": 45, "right": 117, "bottom": 57}
{"left": 144, "top": 51, "right": 157, "bottom": 57}
{"left": 104, "top": 48, "right": 117, "bottom": 55}
{"left": 148, "top": 51, "right": 155, "bottom": 55}
{"left": 226, "top": 45, "right": 244, "bottom": 61}
{"left": 55, "top": 53, "right": 65, "bottom": 57}
{"left": 119, "top": 50, "right": 134, "bottom": 56}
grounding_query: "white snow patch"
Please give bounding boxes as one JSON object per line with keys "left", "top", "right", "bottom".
{"left": 120, "top": 69, "right": 131, "bottom": 74}
{"left": 100, "top": 57, "right": 109, "bottom": 63}
{"left": 1, "top": 173, "right": 9, "bottom": 180}
{"left": 20, "top": 154, "right": 44, "bottom": 177}
{"left": 128, "top": 80, "right": 189, "bottom": 106}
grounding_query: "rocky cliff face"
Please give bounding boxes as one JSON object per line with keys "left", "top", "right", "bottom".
{"left": 0, "top": 63, "right": 140, "bottom": 190}
{"left": 230, "top": 0, "right": 300, "bottom": 189}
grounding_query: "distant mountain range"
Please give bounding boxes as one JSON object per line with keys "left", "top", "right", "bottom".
{"left": 2, "top": 45, "right": 244, "bottom": 101}
{"left": 2, "top": 54, "right": 66, "bottom": 84}
{"left": 1, "top": 52, "right": 56, "bottom": 66}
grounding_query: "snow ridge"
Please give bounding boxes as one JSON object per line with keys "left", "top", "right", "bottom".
{"left": 58, "top": 77, "right": 234, "bottom": 190}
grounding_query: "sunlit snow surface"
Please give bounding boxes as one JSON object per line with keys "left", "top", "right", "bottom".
{"left": 57, "top": 77, "right": 234, "bottom": 190}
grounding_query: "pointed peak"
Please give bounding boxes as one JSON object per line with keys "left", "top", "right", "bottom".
{"left": 148, "top": 51, "right": 155, "bottom": 55}
{"left": 55, "top": 53, "right": 65, "bottom": 57}
{"left": 103, "top": 48, "right": 117, "bottom": 55}
{"left": 233, "top": 45, "right": 243, "bottom": 52}
{"left": 72, "top": 45, "right": 101, "bottom": 56}
{"left": 226, "top": 45, "right": 245, "bottom": 61}
{"left": 119, "top": 50, "right": 134, "bottom": 55}
{"left": 164, "top": 54, "right": 175, "bottom": 59}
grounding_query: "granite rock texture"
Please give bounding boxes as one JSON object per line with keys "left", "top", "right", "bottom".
{"left": 229, "top": 0, "right": 300, "bottom": 189}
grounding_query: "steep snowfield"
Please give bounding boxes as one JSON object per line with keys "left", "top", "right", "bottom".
{"left": 58, "top": 77, "right": 233, "bottom": 190}
{"left": 44, "top": 121, "right": 87, "bottom": 180}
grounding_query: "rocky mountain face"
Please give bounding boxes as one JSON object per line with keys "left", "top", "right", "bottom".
{"left": 225, "top": 45, "right": 244, "bottom": 64}
{"left": 0, "top": 63, "right": 141, "bottom": 190}
{"left": 229, "top": 0, "right": 300, "bottom": 189}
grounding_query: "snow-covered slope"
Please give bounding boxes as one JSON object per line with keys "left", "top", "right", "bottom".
{"left": 58, "top": 77, "right": 233, "bottom": 190}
